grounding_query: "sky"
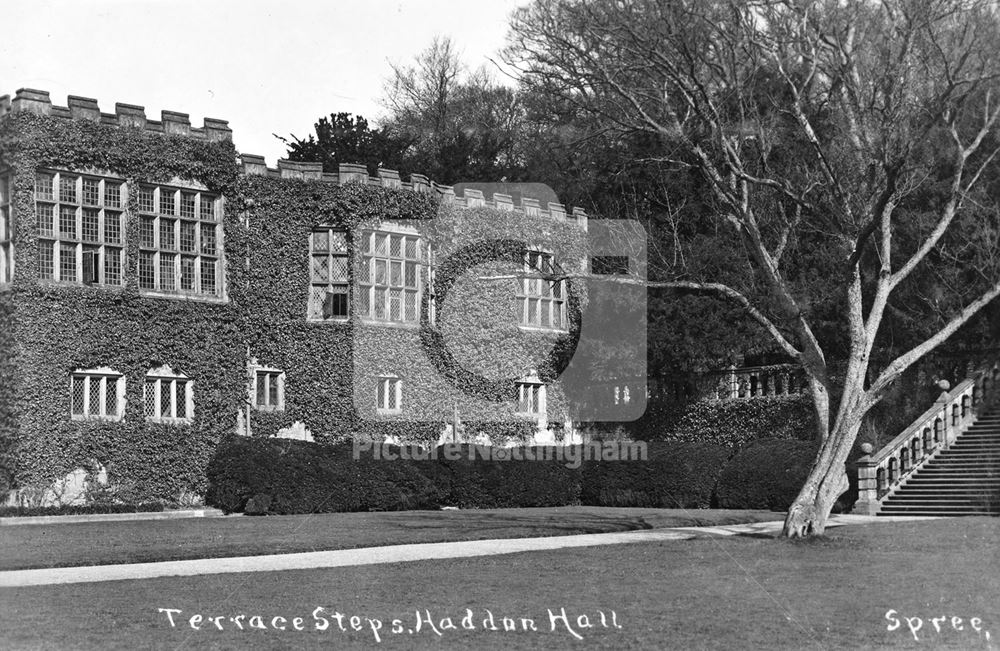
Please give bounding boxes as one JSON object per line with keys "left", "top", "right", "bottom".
{"left": 2, "top": 0, "right": 527, "bottom": 165}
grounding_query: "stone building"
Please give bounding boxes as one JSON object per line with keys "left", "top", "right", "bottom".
{"left": 0, "top": 89, "right": 603, "bottom": 504}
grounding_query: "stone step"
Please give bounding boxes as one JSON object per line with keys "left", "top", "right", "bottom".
{"left": 879, "top": 509, "right": 999, "bottom": 516}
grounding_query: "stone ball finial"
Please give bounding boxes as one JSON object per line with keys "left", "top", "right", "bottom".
{"left": 860, "top": 443, "right": 873, "bottom": 454}
{"left": 936, "top": 379, "right": 951, "bottom": 391}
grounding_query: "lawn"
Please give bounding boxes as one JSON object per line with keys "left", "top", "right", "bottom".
{"left": 1, "top": 517, "right": 997, "bottom": 650}
{"left": 0, "top": 506, "right": 782, "bottom": 571}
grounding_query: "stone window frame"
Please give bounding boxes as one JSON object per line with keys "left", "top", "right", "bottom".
{"left": 253, "top": 367, "right": 285, "bottom": 411}
{"left": 34, "top": 170, "right": 126, "bottom": 287}
{"left": 70, "top": 367, "right": 126, "bottom": 421}
{"left": 143, "top": 365, "right": 194, "bottom": 424}
{"left": 307, "top": 227, "right": 350, "bottom": 321}
{"left": 517, "top": 249, "right": 566, "bottom": 331}
{"left": 376, "top": 375, "right": 402, "bottom": 414}
{"left": 137, "top": 183, "right": 223, "bottom": 300}
{"left": 357, "top": 226, "right": 426, "bottom": 326}
{"left": 516, "top": 379, "right": 546, "bottom": 416}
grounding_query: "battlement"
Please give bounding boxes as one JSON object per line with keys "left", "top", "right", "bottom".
{"left": 0, "top": 88, "right": 585, "bottom": 227}
{"left": 238, "top": 156, "right": 588, "bottom": 229}
{"left": 0, "top": 89, "right": 232, "bottom": 142}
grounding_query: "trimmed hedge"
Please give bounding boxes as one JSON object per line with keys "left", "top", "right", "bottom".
{"left": 206, "top": 436, "right": 825, "bottom": 515}
{"left": 436, "top": 445, "right": 581, "bottom": 508}
{"left": 580, "top": 442, "right": 729, "bottom": 509}
{"left": 715, "top": 439, "right": 819, "bottom": 511}
{"left": 0, "top": 502, "right": 165, "bottom": 518}
{"left": 625, "top": 395, "right": 817, "bottom": 447}
{"left": 205, "top": 437, "right": 446, "bottom": 514}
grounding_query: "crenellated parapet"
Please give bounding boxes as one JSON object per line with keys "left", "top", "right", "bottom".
{"left": 239, "top": 155, "right": 588, "bottom": 229}
{"left": 0, "top": 89, "right": 232, "bottom": 142}
{"left": 0, "top": 88, "right": 585, "bottom": 227}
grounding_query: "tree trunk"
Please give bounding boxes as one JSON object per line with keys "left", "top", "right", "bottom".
{"left": 782, "top": 417, "right": 862, "bottom": 537}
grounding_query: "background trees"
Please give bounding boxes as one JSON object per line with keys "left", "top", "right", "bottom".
{"left": 279, "top": 0, "right": 1000, "bottom": 537}
{"left": 506, "top": 0, "right": 1000, "bottom": 536}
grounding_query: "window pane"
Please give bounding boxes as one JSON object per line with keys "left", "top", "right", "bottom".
{"left": 309, "top": 285, "right": 327, "bottom": 319}
{"left": 201, "top": 258, "right": 215, "bottom": 294}
{"left": 104, "top": 211, "right": 122, "bottom": 244}
{"left": 105, "top": 378, "right": 118, "bottom": 416}
{"left": 387, "top": 379, "right": 398, "bottom": 410}
{"left": 104, "top": 248, "right": 122, "bottom": 286}
{"left": 357, "top": 285, "right": 371, "bottom": 316}
{"left": 177, "top": 381, "right": 188, "bottom": 419}
{"left": 89, "top": 377, "right": 101, "bottom": 416}
{"left": 160, "top": 219, "right": 176, "bottom": 250}
{"left": 36, "top": 173, "right": 54, "bottom": 200}
{"left": 179, "top": 221, "right": 196, "bottom": 252}
{"left": 311, "top": 230, "right": 329, "bottom": 252}
{"left": 405, "top": 238, "right": 416, "bottom": 259}
{"left": 82, "top": 178, "right": 100, "bottom": 206}
{"left": 390, "top": 261, "right": 402, "bottom": 287}
{"left": 268, "top": 373, "right": 279, "bottom": 406}
{"left": 180, "top": 192, "right": 196, "bottom": 218}
{"left": 389, "top": 288, "right": 401, "bottom": 321}
{"left": 330, "top": 256, "right": 348, "bottom": 281}
{"left": 60, "top": 244, "right": 77, "bottom": 281}
{"left": 60, "top": 175, "right": 77, "bottom": 203}
{"left": 200, "top": 259, "right": 216, "bottom": 294}
{"left": 71, "top": 377, "right": 85, "bottom": 415}
{"left": 377, "top": 379, "right": 385, "bottom": 409}
{"left": 200, "top": 224, "right": 216, "bottom": 254}
{"left": 160, "top": 189, "right": 175, "bottom": 215}
{"left": 404, "top": 262, "right": 417, "bottom": 288}
{"left": 160, "top": 253, "right": 176, "bottom": 291}
{"left": 139, "top": 252, "right": 155, "bottom": 289}
{"left": 180, "top": 256, "right": 196, "bottom": 290}
{"left": 375, "top": 233, "right": 387, "bottom": 255}
{"left": 138, "top": 187, "right": 155, "bottom": 213}
{"left": 256, "top": 373, "right": 266, "bottom": 405}
{"left": 59, "top": 206, "right": 77, "bottom": 238}
{"left": 404, "top": 290, "right": 417, "bottom": 322}
{"left": 374, "top": 259, "right": 386, "bottom": 286}
{"left": 140, "top": 217, "right": 155, "bottom": 247}
{"left": 329, "top": 231, "right": 347, "bottom": 253}
{"left": 311, "top": 255, "right": 330, "bottom": 282}
{"left": 200, "top": 195, "right": 216, "bottom": 220}
{"left": 38, "top": 240, "right": 54, "bottom": 279}
{"left": 144, "top": 380, "right": 157, "bottom": 418}
{"left": 389, "top": 235, "right": 402, "bottom": 258}
{"left": 374, "top": 288, "right": 386, "bottom": 319}
{"left": 104, "top": 182, "right": 122, "bottom": 209}
{"left": 82, "top": 209, "right": 99, "bottom": 242}
{"left": 37, "top": 203, "right": 54, "bottom": 236}
{"left": 328, "top": 288, "right": 348, "bottom": 318}
{"left": 161, "top": 380, "right": 173, "bottom": 417}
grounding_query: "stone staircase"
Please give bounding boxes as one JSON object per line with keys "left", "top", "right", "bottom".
{"left": 877, "top": 408, "right": 1000, "bottom": 516}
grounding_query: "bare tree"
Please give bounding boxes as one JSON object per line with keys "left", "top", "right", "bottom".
{"left": 506, "top": 0, "right": 1000, "bottom": 536}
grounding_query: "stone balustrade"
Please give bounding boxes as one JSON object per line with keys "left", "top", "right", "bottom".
{"left": 582, "top": 364, "right": 805, "bottom": 413}
{"left": 854, "top": 360, "right": 1000, "bottom": 515}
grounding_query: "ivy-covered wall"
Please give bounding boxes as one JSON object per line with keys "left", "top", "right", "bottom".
{"left": 236, "top": 175, "right": 588, "bottom": 447}
{"left": 0, "top": 111, "right": 243, "bottom": 500}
